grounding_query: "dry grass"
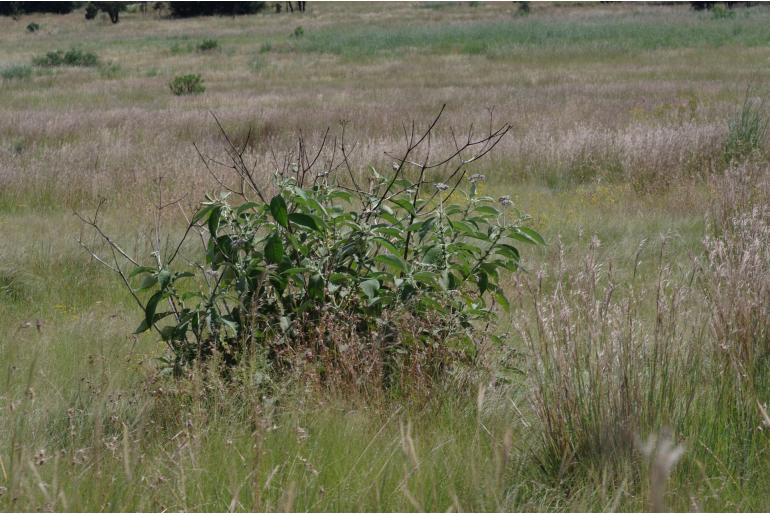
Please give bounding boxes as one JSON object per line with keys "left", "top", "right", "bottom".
{"left": 2, "top": 1, "right": 770, "bottom": 511}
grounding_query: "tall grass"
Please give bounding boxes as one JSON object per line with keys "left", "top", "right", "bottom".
{"left": 2, "top": 3, "right": 770, "bottom": 510}
{"left": 288, "top": 14, "right": 770, "bottom": 57}
{"left": 723, "top": 91, "right": 769, "bottom": 163}
{"left": 516, "top": 162, "right": 770, "bottom": 510}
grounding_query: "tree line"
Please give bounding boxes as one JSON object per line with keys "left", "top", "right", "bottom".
{"left": 0, "top": 2, "right": 308, "bottom": 21}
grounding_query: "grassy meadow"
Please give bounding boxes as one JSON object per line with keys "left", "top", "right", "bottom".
{"left": 2, "top": 1, "right": 770, "bottom": 511}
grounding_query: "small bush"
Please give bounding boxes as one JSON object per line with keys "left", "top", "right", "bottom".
{"left": 710, "top": 3, "right": 735, "bottom": 19}
{"left": 516, "top": 1, "right": 530, "bottom": 16}
{"left": 32, "top": 49, "right": 99, "bottom": 67}
{"left": 169, "top": 74, "right": 205, "bottom": 95}
{"left": 197, "top": 38, "right": 219, "bottom": 52}
{"left": 1, "top": 64, "right": 32, "bottom": 80}
{"left": 292, "top": 26, "right": 304, "bottom": 38}
{"left": 80, "top": 110, "right": 541, "bottom": 387}
{"left": 259, "top": 41, "right": 272, "bottom": 53}
{"left": 724, "top": 90, "right": 769, "bottom": 163}
{"left": 26, "top": 22, "right": 40, "bottom": 32}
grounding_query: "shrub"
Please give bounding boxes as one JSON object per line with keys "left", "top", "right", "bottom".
{"left": 197, "top": 38, "right": 219, "bottom": 52}
{"left": 710, "top": 3, "right": 735, "bottom": 19}
{"left": 292, "top": 26, "right": 304, "bottom": 38}
{"left": 26, "top": 22, "right": 39, "bottom": 32}
{"left": 723, "top": 90, "right": 769, "bottom": 163}
{"left": 78, "top": 109, "right": 542, "bottom": 386}
{"left": 1, "top": 64, "right": 32, "bottom": 80}
{"left": 169, "top": 73, "right": 205, "bottom": 95}
{"left": 259, "top": 41, "right": 272, "bottom": 53}
{"left": 32, "top": 49, "right": 99, "bottom": 67}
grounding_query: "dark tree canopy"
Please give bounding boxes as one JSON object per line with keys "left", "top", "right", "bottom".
{"left": 169, "top": 2, "right": 266, "bottom": 17}
{"left": 84, "top": 1, "right": 125, "bottom": 23}
{"left": 0, "top": 2, "right": 77, "bottom": 15}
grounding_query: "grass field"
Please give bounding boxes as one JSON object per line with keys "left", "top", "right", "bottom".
{"left": 2, "top": 1, "right": 770, "bottom": 511}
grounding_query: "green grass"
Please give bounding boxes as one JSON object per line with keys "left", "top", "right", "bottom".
{"left": 2, "top": 2, "right": 770, "bottom": 511}
{"left": 288, "top": 9, "right": 770, "bottom": 57}
{"left": 724, "top": 89, "right": 769, "bottom": 162}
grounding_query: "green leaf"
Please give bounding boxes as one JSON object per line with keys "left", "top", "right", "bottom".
{"left": 289, "top": 212, "right": 323, "bottom": 232}
{"left": 137, "top": 274, "right": 157, "bottom": 291}
{"left": 371, "top": 237, "right": 400, "bottom": 255}
{"left": 329, "top": 272, "right": 350, "bottom": 284}
{"left": 208, "top": 206, "right": 222, "bottom": 238}
{"left": 477, "top": 271, "right": 489, "bottom": 295}
{"left": 281, "top": 266, "right": 311, "bottom": 276}
{"left": 494, "top": 291, "right": 510, "bottom": 311}
{"left": 412, "top": 271, "right": 438, "bottom": 285}
{"left": 264, "top": 235, "right": 284, "bottom": 264}
{"left": 157, "top": 269, "right": 172, "bottom": 289}
{"left": 192, "top": 203, "right": 217, "bottom": 224}
{"left": 439, "top": 270, "right": 457, "bottom": 290}
{"left": 235, "top": 201, "right": 259, "bottom": 215}
{"left": 129, "top": 266, "right": 155, "bottom": 278}
{"left": 308, "top": 274, "right": 324, "bottom": 300}
{"left": 417, "top": 217, "right": 435, "bottom": 241}
{"left": 359, "top": 278, "right": 380, "bottom": 300}
{"left": 374, "top": 253, "right": 408, "bottom": 273}
{"left": 423, "top": 246, "right": 444, "bottom": 265}
{"left": 269, "top": 195, "right": 289, "bottom": 228}
{"left": 134, "top": 318, "right": 151, "bottom": 334}
{"left": 389, "top": 197, "right": 415, "bottom": 215}
{"left": 515, "top": 226, "right": 546, "bottom": 245}
{"left": 144, "top": 291, "right": 164, "bottom": 329}
{"left": 133, "top": 311, "right": 172, "bottom": 334}
{"left": 474, "top": 205, "right": 500, "bottom": 217}
{"left": 495, "top": 244, "right": 520, "bottom": 261}
{"left": 328, "top": 190, "right": 353, "bottom": 203}
{"left": 159, "top": 325, "right": 177, "bottom": 341}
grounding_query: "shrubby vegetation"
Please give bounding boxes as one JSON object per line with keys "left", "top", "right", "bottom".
{"left": 0, "top": 64, "right": 32, "bottom": 80}
{"left": 31, "top": 48, "right": 99, "bottom": 67}
{"left": 5, "top": 4, "right": 770, "bottom": 511}
{"left": 79, "top": 109, "right": 541, "bottom": 388}
{"left": 197, "top": 38, "right": 219, "bottom": 52}
{"left": 168, "top": 73, "right": 205, "bottom": 95}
